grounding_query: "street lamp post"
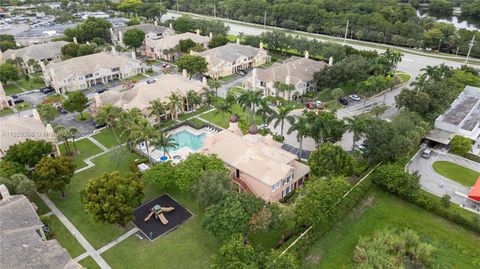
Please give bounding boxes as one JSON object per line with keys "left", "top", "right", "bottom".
{"left": 465, "top": 35, "right": 476, "bottom": 64}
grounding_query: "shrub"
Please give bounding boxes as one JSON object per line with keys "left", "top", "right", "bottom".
{"left": 370, "top": 164, "right": 420, "bottom": 199}
{"left": 450, "top": 135, "right": 473, "bottom": 155}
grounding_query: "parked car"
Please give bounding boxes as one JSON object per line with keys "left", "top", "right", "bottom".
{"left": 236, "top": 70, "right": 246, "bottom": 76}
{"left": 95, "top": 88, "right": 107, "bottom": 94}
{"left": 11, "top": 94, "right": 18, "bottom": 99}
{"left": 421, "top": 148, "right": 432, "bottom": 159}
{"left": 162, "top": 63, "right": 170, "bottom": 68}
{"left": 41, "top": 87, "right": 55, "bottom": 94}
{"left": 146, "top": 78, "right": 157, "bottom": 84}
{"left": 92, "top": 120, "right": 106, "bottom": 129}
{"left": 13, "top": 98, "right": 24, "bottom": 104}
{"left": 306, "top": 101, "right": 315, "bottom": 109}
{"left": 354, "top": 144, "right": 366, "bottom": 151}
{"left": 56, "top": 105, "right": 68, "bottom": 114}
{"left": 348, "top": 94, "right": 361, "bottom": 101}
{"left": 338, "top": 97, "right": 349, "bottom": 105}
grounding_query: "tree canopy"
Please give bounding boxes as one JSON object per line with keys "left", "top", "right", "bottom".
{"left": 4, "top": 140, "right": 53, "bottom": 168}
{"left": 0, "top": 63, "right": 20, "bottom": 84}
{"left": 63, "top": 91, "right": 88, "bottom": 118}
{"left": 176, "top": 55, "right": 208, "bottom": 79}
{"left": 308, "top": 143, "right": 355, "bottom": 178}
{"left": 191, "top": 171, "right": 232, "bottom": 208}
{"left": 0, "top": 173, "right": 35, "bottom": 195}
{"left": 33, "top": 156, "right": 75, "bottom": 198}
{"left": 123, "top": 28, "right": 146, "bottom": 52}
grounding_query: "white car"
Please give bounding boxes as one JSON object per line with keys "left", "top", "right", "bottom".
{"left": 348, "top": 94, "right": 361, "bottom": 101}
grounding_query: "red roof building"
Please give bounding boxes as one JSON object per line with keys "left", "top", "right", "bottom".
{"left": 468, "top": 177, "right": 480, "bottom": 202}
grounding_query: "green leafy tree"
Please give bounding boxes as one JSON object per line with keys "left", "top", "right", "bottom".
{"left": 153, "top": 131, "right": 178, "bottom": 158}
{"left": 63, "top": 91, "right": 88, "bottom": 119}
{"left": 295, "top": 177, "right": 350, "bottom": 228}
{"left": 81, "top": 171, "right": 144, "bottom": 226}
{"left": 207, "top": 79, "right": 221, "bottom": 96}
{"left": 331, "top": 88, "right": 344, "bottom": 100}
{"left": 211, "top": 234, "right": 260, "bottom": 269}
{"left": 264, "top": 250, "right": 299, "bottom": 269}
{"left": 203, "top": 192, "right": 264, "bottom": 238}
{"left": 77, "top": 44, "right": 96, "bottom": 56}
{"left": 95, "top": 105, "right": 123, "bottom": 144}
{"left": 191, "top": 171, "right": 232, "bottom": 208}
{"left": 353, "top": 228, "right": 433, "bottom": 268}
{"left": 118, "top": 0, "right": 144, "bottom": 13}
{"left": 287, "top": 114, "right": 309, "bottom": 159}
{"left": 208, "top": 34, "right": 229, "bottom": 49}
{"left": 167, "top": 92, "right": 182, "bottom": 120}
{"left": 450, "top": 135, "right": 472, "bottom": 156}
{"left": 61, "top": 43, "right": 80, "bottom": 58}
{"left": 148, "top": 99, "right": 166, "bottom": 125}
{"left": 4, "top": 140, "right": 52, "bottom": 168}
{"left": 186, "top": 89, "right": 202, "bottom": 110}
{"left": 0, "top": 160, "right": 27, "bottom": 178}
{"left": 123, "top": 28, "right": 146, "bottom": 53}
{"left": 141, "top": 161, "right": 176, "bottom": 189}
{"left": 305, "top": 111, "right": 345, "bottom": 147}
{"left": 345, "top": 116, "right": 368, "bottom": 151}
{"left": 176, "top": 55, "right": 208, "bottom": 79}
{"left": 178, "top": 38, "right": 197, "bottom": 52}
{"left": 175, "top": 153, "right": 227, "bottom": 192}
{"left": 238, "top": 90, "right": 263, "bottom": 125}
{"left": 0, "top": 173, "right": 35, "bottom": 195}
{"left": 33, "top": 156, "right": 75, "bottom": 198}
{"left": 308, "top": 143, "right": 355, "bottom": 178}
{"left": 371, "top": 164, "right": 420, "bottom": 198}
{"left": 64, "top": 17, "right": 112, "bottom": 43}
{"left": 0, "top": 63, "right": 20, "bottom": 84}
{"left": 0, "top": 34, "right": 16, "bottom": 51}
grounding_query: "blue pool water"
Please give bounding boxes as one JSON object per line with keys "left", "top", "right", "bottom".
{"left": 159, "top": 130, "right": 206, "bottom": 152}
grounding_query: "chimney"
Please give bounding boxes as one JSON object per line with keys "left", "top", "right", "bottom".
{"left": 259, "top": 42, "right": 264, "bottom": 49}
{"left": 202, "top": 76, "right": 207, "bottom": 86}
{"left": 209, "top": 32, "right": 213, "bottom": 38}
{"left": 285, "top": 75, "right": 291, "bottom": 85}
{"left": 154, "top": 20, "right": 158, "bottom": 26}
{"left": 73, "top": 36, "right": 77, "bottom": 44}
{"left": 131, "top": 51, "right": 136, "bottom": 60}
{"left": 328, "top": 56, "right": 333, "bottom": 65}
{"left": 304, "top": 50, "right": 309, "bottom": 59}
{"left": 236, "top": 37, "right": 240, "bottom": 44}
{"left": 182, "top": 69, "right": 188, "bottom": 78}
{"left": 46, "top": 123, "right": 56, "bottom": 142}
{"left": 111, "top": 46, "right": 117, "bottom": 56}
{"left": 251, "top": 68, "right": 257, "bottom": 86}
{"left": 228, "top": 115, "right": 242, "bottom": 135}
{"left": 0, "top": 184, "right": 11, "bottom": 201}
{"left": 169, "top": 23, "right": 173, "bottom": 29}
{"left": 196, "top": 29, "right": 200, "bottom": 35}
{"left": 118, "top": 31, "right": 123, "bottom": 43}
{"left": 32, "top": 108, "right": 41, "bottom": 121}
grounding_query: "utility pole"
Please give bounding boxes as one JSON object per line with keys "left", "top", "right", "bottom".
{"left": 213, "top": 3, "right": 216, "bottom": 18}
{"left": 465, "top": 35, "right": 476, "bottom": 64}
{"left": 344, "top": 20, "right": 349, "bottom": 44}
{"left": 437, "top": 39, "right": 442, "bottom": 53}
{"left": 263, "top": 10, "right": 267, "bottom": 29}
{"left": 176, "top": 0, "right": 179, "bottom": 12}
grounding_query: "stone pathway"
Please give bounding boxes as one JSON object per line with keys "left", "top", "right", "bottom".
{"left": 37, "top": 193, "right": 112, "bottom": 269}
{"left": 87, "top": 136, "right": 108, "bottom": 151}
{"left": 97, "top": 227, "right": 139, "bottom": 254}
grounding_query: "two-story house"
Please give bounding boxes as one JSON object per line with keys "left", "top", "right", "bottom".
{"left": 143, "top": 32, "right": 210, "bottom": 61}
{"left": 110, "top": 23, "right": 175, "bottom": 47}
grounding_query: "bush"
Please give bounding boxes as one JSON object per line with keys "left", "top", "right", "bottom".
{"left": 186, "top": 118, "right": 206, "bottom": 129}
{"left": 75, "top": 112, "right": 91, "bottom": 121}
{"left": 370, "top": 164, "right": 419, "bottom": 199}
{"left": 450, "top": 135, "right": 473, "bottom": 155}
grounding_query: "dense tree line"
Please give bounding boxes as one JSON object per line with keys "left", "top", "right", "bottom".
{"left": 164, "top": 0, "right": 480, "bottom": 57}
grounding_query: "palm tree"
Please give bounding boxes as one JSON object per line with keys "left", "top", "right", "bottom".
{"left": 269, "top": 105, "right": 295, "bottom": 137}
{"left": 69, "top": 127, "right": 79, "bottom": 152}
{"left": 149, "top": 99, "right": 166, "bottom": 125}
{"left": 167, "top": 92, "right": 183, "bottom": 120}
{"left": 129, "top": 118, "right": 158, "bottom": 165}
{"left": 207, "top": 79, "right": 222, "bottom": 96}
{"left": 237, "top": 90, "right": 263, "bottom": 125}
{"left": 54, "top": 125, "right": 72, "bottom": 155}
{"left": 274, "top": 81, "right": 286, "bottom": 99}
{"left": 95, "top": 104, "right": 123, "bottom": 144}
{"left": 186, "top": 90, "right": 201, "bottom": 111}
{"left": 153, "top": 131, "right": 178, "bottom": 158}
{"left": 420, "top": 65, "right": 439, "bottom": 81}
{"left": 284, "top": 83, "right": 295, "bottom": 100}
{"left": 119, "top": 108, "right": 144, "bottom": 149}
{"left": 287, "top": 114, "right": 309, "bottom": 159}
{"left": 201, "top": 87, "right": 216, "bottom": 108}
{"left": 410, "top": 73, "right": 428, "bottom": 91}
{"left": 256, "top": 100, "right": 274, "bottom": 125}
{"left": 345, "top": 116, "right": 367, "bottom": 150}
{"left": 214, "top": 100, "right": 232, "bottom": 119}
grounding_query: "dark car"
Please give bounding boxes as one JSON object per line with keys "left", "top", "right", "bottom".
{"left": 338, "top": 97, "right": 349, "bottom": 105}
{"left": 92, "top": 121, "right": 106, "bottom": 129}
{"left": 56, "top": 105, "right": 68, "bottom": 114}
{"left": 237, "top": 70, "right": 246, "bottom": 76}
{"left": 146, "top": 78, "right": 156, "bottom": 84}
{"left": 11, "top": 94, "right": 18, "bottom": 99}
{"left": 13, "top": 98, "right": 24, "bottom": 104}
{"left": 41, "top": 87, "right": 55, "bottom": 94}
{"left": 95, "top": 88, "right": 107, "bottom": 94}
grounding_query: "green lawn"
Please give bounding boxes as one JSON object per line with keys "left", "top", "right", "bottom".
{"left": 28, "top": 192, "right": 51, "bottom": 215}
{"left": 16, "top": 78, "right": 45, "bottom": 90}
{"left": 200, "top": 103, "right": 262, "bottom": 130}
{"left": 59, "top": 138, "right": 104, "bottom": 169}
{"left": 432, "top": 161, "right": 480, "bottom": 186}
{"left": 47, "top": 215, "right": 85, "bottom": 257}
{"left": 124, "top": 73, "right": 147, "bottom": 81}
{"left": 16, "top": 102, "right": 31, "bottom": 111}
{"left": 0, "top": 108, "right": 13, "bottom": 117}
{"left": 178, "top": 106, "right": 212, "bottom": 121}
{"left": 302, "top": 189, "right": 480, "bottom": 269}
{"left": 229, "top": 86, "right": 245, "bottom": 95}
{"left": 4, "top": 83, "right": 23, "bottom": 95}
{"left": 79, "top": 256, "right": 101, "bottom": 269}
{"left": 101, "top": 185, "right": 221, "bottom": 269}
{"left": 92, "top": 128, "right": 128, "bottom": 149}
{"left": 396, "top": 72, "right": 411, "bottom": 84}
{"left": 48, "top": 147, "right": 139, "bottom": 249}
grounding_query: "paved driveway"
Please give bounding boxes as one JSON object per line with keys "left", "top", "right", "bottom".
{"left": 407, "top": 150, "right": 480, "bottom": 212}
{"left": 51, "top": 112, "right": 96, "bottom": 138}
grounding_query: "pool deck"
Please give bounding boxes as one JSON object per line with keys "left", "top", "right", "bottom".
{"left": 137, "top": 126, "right": 219, "bottom": 164}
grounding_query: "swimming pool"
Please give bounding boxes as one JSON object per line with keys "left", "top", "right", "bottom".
{"left": 159, "top": 130, "right": 207, "bottom": 152}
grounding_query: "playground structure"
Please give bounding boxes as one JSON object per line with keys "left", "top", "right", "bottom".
{"left": 144, "top": 204, "right": 175, "bottom": 225}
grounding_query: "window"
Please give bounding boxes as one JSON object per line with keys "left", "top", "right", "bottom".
{"left": 111, "top": 67, "right": 120, "bottom": 72}
{"left": 85, "top": 74, "right": 93, "bottom": 78}
{"left": 95, "top": 72, "right": 99, "bottom": 76}
{"left": 260, "top": 81, "right": 266, "bottom": 87}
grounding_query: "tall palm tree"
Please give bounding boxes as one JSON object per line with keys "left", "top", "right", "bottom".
{"left": 153, "top": 132, "right": 178, "bottom": 158}
{"left": 186, "top": 90, "right": 201, "bottom": 111}
{"left": 214, "top": 100, "right": 233, "bottom": 119}
{"left": 256, "top": 100, "right": 274, "bottom": 125}
{"left": 273, "top": 81, "right": 286, "bottom": 99}
{"left": 237, "top": 90, "right": 263, "bottom": 124}
{"left": 420, "top": 65, "right": 439, "bottom": 81}
{"left": 167, "top": 92, "right": 182, "bottom": 120}
{"left": 149, "top": 99, "right": 166, "bottom": 125}
{"left": 69, "top": 127, "right": 79, "bottom": 152}
{"left": 119, "top": 108, "right": 144, "bottom": 149}
{"left": 201, "top": 87, "right": 216, "bottom": 108}
{"left": 410, "top": 73, "right": 428, "bottom": 91}
{"left": 129, "top": 118, "right": 158, "bottom": 165}
{"left": 95, "top": 104, "right": 123, "bottom": 144}
{"left": 284, "top": 83, "right": 295, "bottom": 100}
{"left": 287, "top": 114, "right": 309, "bottom": 159}
{"left": 54, "top": 125, "right": 72, "bottom": 155}
{"left": 207, "top": 79, "right": 222, "bottom": 96}
{"left": 269, "top": 105, "right": 295, "bottom": 137}
{"left": 345, "top": 116, "right": 367, "bottom": 150}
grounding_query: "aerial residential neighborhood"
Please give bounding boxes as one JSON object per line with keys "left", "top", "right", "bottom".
{"left": 0, "top": 1, "right": 479, "bottom": 269}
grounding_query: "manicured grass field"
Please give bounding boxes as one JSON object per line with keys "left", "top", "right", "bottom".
{"left": 229, "top": 86, "right": 245, "bottom": 95}
{"left": 16, "top": 78, "right": 45, "bottom": 90}
{"left": 200, "top": 103, "right": 262, "bottom": 129}
{"left": 29, "top": 192, "right": 51, "bottom": 215}
{"left": 396, "top": 72, "right": 411, "bottom": 83}
{"left": 0, "top": 108, "right": 13, "bottom": 117}
{"left": 48, "top": 147, "right": 139, "bottom": 249}
{"left": 15, "top": 102, "right": 31, "bottom": 111}
{"left": 47, "top": 215, "right": 85, "bottom": 257}
{"left": 79, "top": 256, "right": 101, "bottom": 269}
{"left": 101, "top": 185, "right": 221, "bottom": 269}
{"left": 124, "top": 73, "right": 147, "bottom": 81}
{"left": 432, "top": 161, "right": 480, "bottom": 186}
{"left": 4, "top": 83, "right": 23, "bottom": 95}
{"left": 59, "top": 138, "right": 104, "bottom": 169}
{"left": 92, "top": 128, "right": 128, "bottom": 149}
{"left": 178, "top": 106, "right": 212, "bottom": 121}
{"left": 302, "top": 189, "right": 480, "bottom": 268}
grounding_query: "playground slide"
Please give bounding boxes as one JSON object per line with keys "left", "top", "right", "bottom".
{"left": 144, "top": 211, "right": 154, "bottom": 221}
{"left": 158, "top": 213, "right": 169, "bottom": 225}
{"left": 161, "top": 207, "right": 175, "bottom": 213}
